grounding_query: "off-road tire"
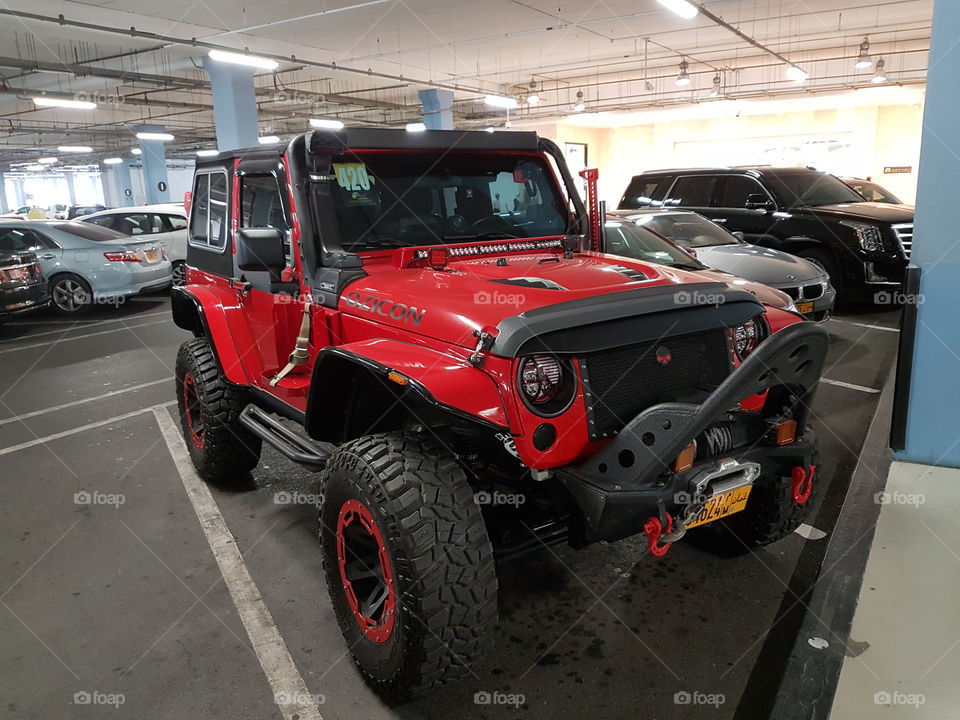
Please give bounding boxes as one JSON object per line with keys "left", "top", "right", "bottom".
{"left": 175, "top": 338, "right": 262, "bottom": 484}
{"left": 693, "top": 469, "right": 818, "bottom": 555}
{"left": 319, "top": 432, "right": 498, "bottom": 702}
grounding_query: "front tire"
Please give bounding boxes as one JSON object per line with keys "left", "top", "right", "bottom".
{"left": 175, "top": 338, "right": 262, "bottom": 484}
{"left": 319, "top": 433, "right": 498, "bottom": 702}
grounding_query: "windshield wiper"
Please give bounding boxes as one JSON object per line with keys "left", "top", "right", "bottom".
{"left": 442, "top": 231, "right": 520, "bottom": 242}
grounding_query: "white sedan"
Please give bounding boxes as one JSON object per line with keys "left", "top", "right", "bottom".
{"left": 80, "top": 203, "right": 188, "bottom": 285}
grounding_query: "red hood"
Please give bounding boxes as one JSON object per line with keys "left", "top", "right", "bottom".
{"left": 338, "top": 249, "right": 737, "bottom": 350}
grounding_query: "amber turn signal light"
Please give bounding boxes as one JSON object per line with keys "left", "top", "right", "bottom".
{"left": 776, "top": 419, "right": 797, "bottom": 446}
{"left": 672, "top": 444, "right": 696, "bottom": 473}
{"left": 386, "top": 371, "right": 409, "bottom": 386}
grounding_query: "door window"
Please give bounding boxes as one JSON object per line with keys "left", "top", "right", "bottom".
{"left": 620, "top": 177, "right": 670, "bottom": 208}
{"left": 240, "top": 174, "right": 290, "bottom": 230}
{"left": 162, "top": 214, "right": 188, "bottom": 231}
{"left": 666, "top": 175, "right": 718, "bottom": 207}
{"left": 86, "top": 215, "right": 117, "bottom": 229}
{"left": 189, "top": 170, "right": 229, "bottom": 251}
{"left": 717, "top": 176, "right": 770, "bottom": 208}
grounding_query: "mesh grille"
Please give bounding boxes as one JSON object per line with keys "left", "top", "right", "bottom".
{"left": 580, "top": 329, "right": 731, "bottom": 439}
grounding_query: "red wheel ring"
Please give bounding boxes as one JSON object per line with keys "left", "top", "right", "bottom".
{"left": 336, "top": 499, "right": 397, "bottom": 643}
{"left": 182, "top": 373, "right": 204, "bottom": 450}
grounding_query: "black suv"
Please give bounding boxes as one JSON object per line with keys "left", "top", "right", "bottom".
{"left": 618, "top": 167, "right": 914, "bottom": 303}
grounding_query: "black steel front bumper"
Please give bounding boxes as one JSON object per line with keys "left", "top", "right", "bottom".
{"left": 558, "top": 320, "right": 829, "bottom": 543}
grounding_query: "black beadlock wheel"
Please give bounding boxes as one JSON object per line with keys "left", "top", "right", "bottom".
{"left": 690, "top": 468, "right": 818, "bottom": 555}
{"left": 319, "top": 432, "right": 498, "bottom": 702}
{"left": 175, "top": 338, "right": 262, "bottom": 484}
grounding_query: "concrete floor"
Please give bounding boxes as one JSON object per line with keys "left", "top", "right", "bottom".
{"left": 0, "top": 296, "right": 900, "bottom": 720}
{"left": 832, "top": 461, "right": 960, "bottom": 720}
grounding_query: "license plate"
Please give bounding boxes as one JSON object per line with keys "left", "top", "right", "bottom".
{"left": 796, "top": 301, "right": 814, "bottom": 315}
{"left": 685, "top": 484, "right": 753, "bottom": 530}
{"left": 144, "top": 249, "right": 160, "bottom": 262}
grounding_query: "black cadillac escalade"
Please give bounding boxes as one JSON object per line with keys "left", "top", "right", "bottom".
{"left": 618, "top": 167, "right": 914, "bottom": 304}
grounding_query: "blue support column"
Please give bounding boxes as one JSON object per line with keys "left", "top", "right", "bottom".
{"left": 64, "top": 172, "right": 77, "bottom": 205}
{"left": 202, "top": 57, "right": 259, "bottom": 151}
{"left": 0, "top": 172, "right": 8, "bottom": 214}
{"left": 134, "top": 125, "right": 171, "bottom": 205}
{"left": 897, "top": 0, "right": 960, "bottom": 467}
{"left": 418, "top": 89, "right": 454, "bottom": 130}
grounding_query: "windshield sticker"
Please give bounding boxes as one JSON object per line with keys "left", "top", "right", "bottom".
{"left": 333, "top": 163, "right": 377, "bottom": 206}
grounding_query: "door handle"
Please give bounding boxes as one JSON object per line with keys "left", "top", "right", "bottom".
{"left": 40, "top": 253, "right": 56, "bottom": 259}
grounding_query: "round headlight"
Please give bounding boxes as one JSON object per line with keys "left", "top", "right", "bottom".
{"left": 517, "top": 355, "right": 576, "bottom": 417}
{"left": 732, "top": 319, "right": 760, "bottom": 360}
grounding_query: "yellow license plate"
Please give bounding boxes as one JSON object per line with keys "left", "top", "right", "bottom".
{"left": 685, "top": 484, "right": 753, "bottom": 530}
{"left": 796, "top": 301, "right": 814, "bottom": 315}
{"left": 144, "top": 250, "right": 160, "bottom": 262}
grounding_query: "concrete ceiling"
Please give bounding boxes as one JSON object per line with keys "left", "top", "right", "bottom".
{"left": 0, "top": 0, "right": 933, "bottom": 165}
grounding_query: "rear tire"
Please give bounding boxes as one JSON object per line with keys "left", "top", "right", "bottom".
{"left": 319, "top": 432, "right": 498, "bottom": 702}
{"left": 171, "top": 261, "right": 187, "bottom": 288}
{"left": 49, "top": 273, "right": 92, "bottom": 316}
{"left": 175, "top": 338, "right": 262, "bottom": 484}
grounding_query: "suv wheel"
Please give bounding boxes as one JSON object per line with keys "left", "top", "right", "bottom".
{"left": 319, "top": 433, "right": 498, "bottom": 701}
{"left": 175, "top": 338, "right": 262, "bottom": 484}
{"left": 50, "top": 274, "right": 92, "bottom": 316}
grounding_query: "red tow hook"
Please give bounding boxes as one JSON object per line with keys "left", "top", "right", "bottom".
{"left": 792, "top": 465, "right": 816, "bottom": 504}
{"left": 643, "top": 513, "right": 674, "bottom": 557}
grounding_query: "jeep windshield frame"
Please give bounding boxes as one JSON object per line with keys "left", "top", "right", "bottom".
{"left": 313, "top": 149, "right": 575, "bottom": 253}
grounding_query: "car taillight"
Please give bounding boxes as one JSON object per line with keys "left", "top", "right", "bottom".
{"left": 104, "top": 250, "right": 141, "bottom": 262}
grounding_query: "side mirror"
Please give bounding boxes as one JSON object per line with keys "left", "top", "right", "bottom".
{"left": 745, "top": 194, "right": 774, "bottom": 211}
{"left": 731, "top": 231, "right": 746, "bottom": 241}
{"left": 236, "top": 228, "right": 285, "bottom": 274}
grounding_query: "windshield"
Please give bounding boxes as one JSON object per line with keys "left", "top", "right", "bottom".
{"left": 632, "top": 212, "right": 739, "bottom": 248}
{"left": 603, "top": 219, "right": 705, "bottom": 270}
{"left": 845, "top": 180, "right": 902, "bottom": 204}
{"left": 763, "top": 172, "right": 866, "bottom": 208}
{"left": 323, "top": 151, "right": 570, "bottom": 252}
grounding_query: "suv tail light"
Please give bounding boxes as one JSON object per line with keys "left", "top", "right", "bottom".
{"left": 104, "top": 250, "right": 141, "bottom": 262}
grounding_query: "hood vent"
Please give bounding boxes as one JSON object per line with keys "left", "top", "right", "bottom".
{"left": 607, "top": 265, "right": 650, "bottom": 282}
{"left": 492, "top": 277, "right": 568, "bottom": 291}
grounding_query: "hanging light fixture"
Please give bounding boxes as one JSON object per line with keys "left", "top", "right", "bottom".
{"left": 871, "top": 58, "right": 888, "bottom": 83}
{"left": 710, "top": 72, "right": 722, "bottom": 97}
{"left": 855, "top": 37, "right": 873, "bottom": 70}
{"left": 676, "top": 59, "right": 691, "bottom": 87}
{"left": 573, "top": 90, "right": 586, "bottom": 112}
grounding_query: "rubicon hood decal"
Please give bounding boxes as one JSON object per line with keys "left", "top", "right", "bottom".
{"left": 343, "top": 291, "right": 427, "bottom": 325}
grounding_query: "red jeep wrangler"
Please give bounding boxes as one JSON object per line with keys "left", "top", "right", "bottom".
{"left": 172, "top": 128, "right": 827, "bottom": 701}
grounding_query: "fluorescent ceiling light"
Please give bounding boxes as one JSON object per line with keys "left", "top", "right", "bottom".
{"left": 58, "top": 145, "right": 93, "bottom": 153}
{"left": 405, "top": 122, "right": 426, "bottom": 132}
{"left": 484, "top": 126, "right": 495, "bottom": 132}
{"left": 136, "top": 131, "right": 174, "bottom": 142}
{"left": 309, "top": 118, "right": 345, "bottom": 129}
{"left": 25, "top": 164, "right": 45, "bottom": 171}
{"left": 207, "top": 49, "right": 279, "bottom": 70}
{"left": 130, "top": 148, "right": 142, "bottom": 155}
{"left": 196, "top": 149, "right": 220, "bottom": 157}
{"left": 102, "top": 157, "right": 123, "bottom": 164}
{"left": 484, "top": 94, "right": 518, "bottom": 109}
{"left": 38, "top": 157, "right": 58, "bottom": 164}
{"left": 32, "top": 96, "right": 97, "bottom": 110}
{"left": 657, "top": 0, "right": 699, "bottom": 20}
{"left": 786, "top": 65, "right": 809, "bottom": 82}
{"left": 257, "top": 135, "right": 280, "bottom": 144}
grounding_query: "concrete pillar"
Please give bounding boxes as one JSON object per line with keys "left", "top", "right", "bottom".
{"left": 897, "top": 0, "right": 960, "bottom": 467}
{"left": 11, "top": 178, "right": 26, "bottom": 208}
{"left": 419, "top": 89, "right": 454, "bottom": 130}
{"left": 102, "top": 162, "right": 135, "bottom": 208}
{"left": 202, "top": 56, "right": 259, "bottom": 151}
{"left": 64, "top": 172, "right": 77, "bottom": 205}
{"left": 134, "top": 125, "right": 171, "bottom": 205}
{"left": 0, "top": 172, "right": 8, "bottom": 214}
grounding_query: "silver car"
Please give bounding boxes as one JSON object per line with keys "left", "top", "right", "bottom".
{"left": 0, "top": 221, "right": 171, "bottom": 315}
{"left": 610, "top": 209, "right": 837, "bottom": 321}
